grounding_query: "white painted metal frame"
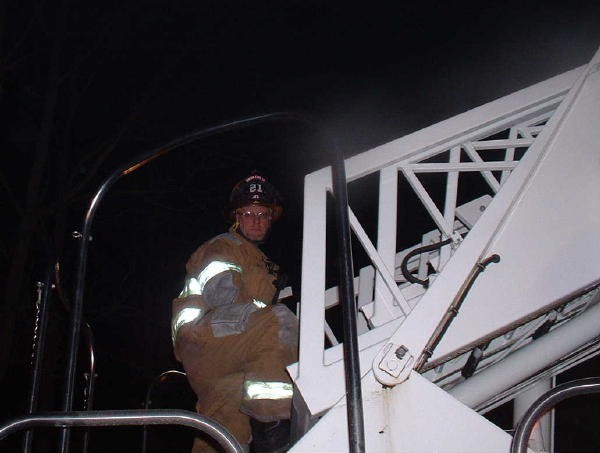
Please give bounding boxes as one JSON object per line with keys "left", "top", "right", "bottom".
{"left": 290, "top": 65, "right": 587, "bottom": 417}
{"left": 374, "top": 50, "right": 600, "bottom": 389}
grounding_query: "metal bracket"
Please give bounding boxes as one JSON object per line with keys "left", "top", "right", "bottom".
{"left": 373, "top": 342, "right": 414, "bottom": 386}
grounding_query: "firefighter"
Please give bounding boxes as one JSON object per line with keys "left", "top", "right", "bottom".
{"left": 171, "top": 172, "right": 298, "bottom": 453}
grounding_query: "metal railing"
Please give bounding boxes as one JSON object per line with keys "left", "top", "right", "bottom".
{"left": 0, "top": 410, "right": 243, "bottom": 453}
{"left": 511, "top": 377, "right": 600, "bottom": 453}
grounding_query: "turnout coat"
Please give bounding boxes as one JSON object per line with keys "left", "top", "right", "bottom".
{"left": 172, "top": 228, "right": 298, "bottom": 451}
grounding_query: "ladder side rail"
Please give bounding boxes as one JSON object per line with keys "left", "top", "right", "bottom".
{"left": 344, "top": 67, "right": 579, "bottom": 180}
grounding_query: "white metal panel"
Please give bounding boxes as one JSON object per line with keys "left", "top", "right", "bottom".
{"left": 290, "top": 372, "right": 512, "bottom": 452}
{"left": 431, "top": 53, "right": 600, "bottom": 361}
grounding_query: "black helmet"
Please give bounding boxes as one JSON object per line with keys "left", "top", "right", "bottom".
{"left": 229, "top": 172, "right": 283, "bottom": 222}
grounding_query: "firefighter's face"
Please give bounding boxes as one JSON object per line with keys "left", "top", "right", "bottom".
{"left": 236, "top": 205, "right": 273, "bottom": 241}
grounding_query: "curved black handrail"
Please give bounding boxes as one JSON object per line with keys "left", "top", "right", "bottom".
{"left": 511, "top": 377, "right": 600, "bottom": 453}
{"left": 57, "top": 111, "right": 367, "bottom": 453}
{"left": 60, "top": 112, "right": 311, "bottom": 451}
{"left": 0, "top": 409, "right": 243, "bottom": 453}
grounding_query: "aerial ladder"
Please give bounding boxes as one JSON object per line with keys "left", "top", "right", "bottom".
{"left": 2, "top": 45, "right": 600, "bottom": 453}
{"left": 289, "top": 45, "right": 600, "bottom": 451}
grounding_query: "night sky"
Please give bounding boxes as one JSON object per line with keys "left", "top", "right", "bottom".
{"left": 2, "top": 1, "right": 600, "bottom": 451}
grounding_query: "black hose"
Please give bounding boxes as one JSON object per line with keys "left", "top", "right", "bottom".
{"left": 332, "top": 147, "right": 365, "bottom": 453}
{"left": 400, "top": 238, "right": 453, "bottom": 287}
